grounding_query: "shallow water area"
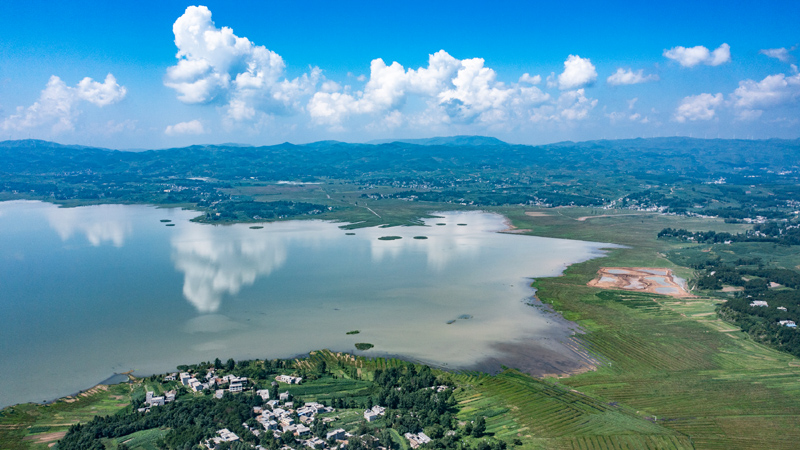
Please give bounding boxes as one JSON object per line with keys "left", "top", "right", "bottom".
{"left": 0, "top": 201, "right": 614, "bottom": 407}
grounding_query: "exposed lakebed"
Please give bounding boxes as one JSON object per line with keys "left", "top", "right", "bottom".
{"left": 0, "top": 201, "right": 615, "bottom": 407}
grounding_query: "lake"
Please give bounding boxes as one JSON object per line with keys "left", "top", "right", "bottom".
{"left": 0, "top": 201, "right": 614, "bottom": 407}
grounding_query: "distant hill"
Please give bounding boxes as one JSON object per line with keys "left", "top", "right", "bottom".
{"left": 2, "top": 137, "right": 799, "bottom": 184}
{"left": 366, "top": 135, "right": 509, "bottom": 146}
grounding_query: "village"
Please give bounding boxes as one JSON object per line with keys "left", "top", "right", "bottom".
{"left": 135, "top": 368, "right": 445, "bottom": 450}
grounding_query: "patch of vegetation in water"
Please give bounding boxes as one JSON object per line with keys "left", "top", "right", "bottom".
{"left": 345, "top": 232, "right": 356, "bottom": 235}
{"left": 165, "top": 223, "right": 175, "bottom": 227}
{"left": 249, "top": 225, "right": 264, "bottom": 229}
{"left": 457, "top": 314, "right": 473, "bottom": 320}
{"left": 346, "top": 330, "right": 360, "bottom": 335}
{"left": 457, "top": 223, "right": 467, "bottom": 226}
{"left": 446, "top": 320, "right": 456, "bottom": 324}
{"left": 355, "top": 343, "right": 374, "bottom": 350}
{"left": 413, "top": 236, "right": 428, "bottom": 240}
{"left": 160, "top": 219, "right": 172, "bottom": 223}
{"left": 378, "top": 236, "right": 402, "bottom": 240}
{"left": 436, "top": 223, "right": 446, "bottom": 226}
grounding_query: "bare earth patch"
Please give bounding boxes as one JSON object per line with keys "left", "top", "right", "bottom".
{"left": 524, "top": 211, "right": 551, "bottom": 217}
{"left": 500, "top": 219, "right": 531, "bottom": 234}
{"left": 721, "top": 286, "right": 744, "bottom": 292}
{"left": 588, "top": 267, "right": 694, "bottom": 298}
{"left": 23, "top": 431, "right": 67, "bottom": 443}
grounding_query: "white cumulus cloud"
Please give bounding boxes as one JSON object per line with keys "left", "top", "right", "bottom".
{"left": 557, "top": 89, "right": 598, "bottom": 120}
{"left": 519, "top": 73, "right": 541, "bottom": 85}
{"left": 606, "top": 68, "right": 659, "bottom": 86}
{"left": 663, "top": 43, "right": 731, "bottom": 67}
{"left": 165, "top": 5, "right": 319, "bottom": 123}
{"left": 557, "top": 55, "right": 597, "bottom": 90}
{"left": 308, "top": 50, "right": 550, "bottom": 128}
{"left": 760, "top": 47, "right": 794, "bottom": 63}
{"left": 673, "top": 93, "right": 723, "bottom": 122}
{"left": 529, "top": 89, "right": 597, "bottom": 123}
{"left": 165, "top": 119, "right": 206, "bottom": 136}
{"left": 1, "top": 74, "right": 126, "bottom": 133}
{"left": 732, "top": 72, "right": 800, "bottom": 120}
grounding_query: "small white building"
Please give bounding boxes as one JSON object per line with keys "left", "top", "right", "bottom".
{"left": 205, "top": 428, "right": 240, "bottom": 449}
{"left": 750, "top": 300, "right": 769, "bottom": 307}
{"left": 364, "top": 405, "right": 386, "bottom": 421}
{"left": 305, "top": 437, "right": 326, "bottom": 449}
{"left": 257, "top": 389, "right": 271, "bottom": 401}
{"left": 276, "top": 375, "right": 303, "bottom": 384}
{"left": 327, "top": 428, "right": 346, "bottom": 441}
{"left": 404, "top": 432, "right": 431, "bottom": 449}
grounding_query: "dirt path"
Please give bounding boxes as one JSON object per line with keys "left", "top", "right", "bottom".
{"left": 576, "top": 213, "right": 658, "bottom": 221}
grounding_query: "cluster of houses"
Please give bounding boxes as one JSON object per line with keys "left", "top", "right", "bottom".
{"left": 363, "top": 405, "right": 386, "bottom": 422}
{"left": 172, "top": 370, "right": 443, "bottom": 450}
{"left": 749, "top": 302, "right": 797, "bottom": 328}
{"left": 201, "top": 389, "right": 351, "bottom": 450}
{"left": 137, "top": 389, "right": 177, "bottom": 413}
{"left": 174, "top": 370, "right": 249, "bottom": 396}
{"left": 204, "top": 428, "right": 241, "bottom": 449}
{"left": 403, "top": 432, "right": 432, "bottom": 449}
{"left": 276, "top": 374, "right": 304, "bottom": 384}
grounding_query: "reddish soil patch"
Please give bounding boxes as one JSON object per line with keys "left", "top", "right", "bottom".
{"left": 588, "top": 267, "right": 694, "bottom": 298}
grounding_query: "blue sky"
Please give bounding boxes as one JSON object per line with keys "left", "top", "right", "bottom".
{"left": 1, "top": 0, "right": 798, "bottom": 148}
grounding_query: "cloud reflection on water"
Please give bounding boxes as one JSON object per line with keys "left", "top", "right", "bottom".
{"left": 170, "top": 212, "right": 507, "bottom": 314}
{"left": 171, "top": 225, "right": 290, "bottom": 313}
{"left": 45, "top": 204, "right": 132, "bottom": 247}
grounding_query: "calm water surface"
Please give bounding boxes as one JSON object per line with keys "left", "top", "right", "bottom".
{"left": 0, "top": 201, "right": 612, "bottom": 407}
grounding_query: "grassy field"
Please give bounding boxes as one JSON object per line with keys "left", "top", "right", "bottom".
{"left": 0, "top": 383, "right": 135, "bottom": 450}
{"left": 494, "top": 207, "right": 800, "bottom": 450}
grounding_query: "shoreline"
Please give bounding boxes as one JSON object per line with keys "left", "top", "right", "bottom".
{"left": 0, "top": 202, "right": 613, "bottom": 410}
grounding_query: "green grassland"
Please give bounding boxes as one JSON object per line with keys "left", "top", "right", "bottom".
{"left": 496, "top": 207, "right": 800, "bottom": 450}
{"left": 0, "top": 383, "right": 135, "bottom": 450}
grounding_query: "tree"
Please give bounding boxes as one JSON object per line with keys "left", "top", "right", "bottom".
{"left": 271, "top": 384, "right": 279, "bottom": 400}
{"left": 214, "top": 358, "right": 222, "bottom": 369}
{"left": 472, "top": 417, "right": 486, "bottom": 438}
{"left": 226, "top": 358, "right": 236, "bottom": 371}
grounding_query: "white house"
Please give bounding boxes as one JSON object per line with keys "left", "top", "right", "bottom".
{"left": 327, "top": 428, "right": 346, "bottom": 441}
{"left": 257, "top": 389, "right": 271, "bottom": 401}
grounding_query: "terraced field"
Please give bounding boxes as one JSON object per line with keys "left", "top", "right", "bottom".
{"left": 451, "top": 371, "right": 692, "bottom": 450}
{"left": 506, "top": 209, "right": 800, "bottom": 450}
{"left": 0, "top": 383, "right": 135, "bottom": 450}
